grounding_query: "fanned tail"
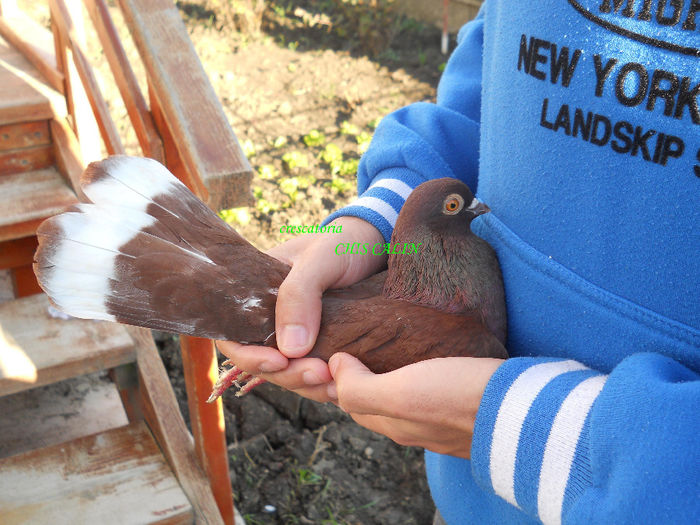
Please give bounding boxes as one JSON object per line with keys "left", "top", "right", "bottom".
{"left": 34, "top": 156, "right": 287, "bottom": 341}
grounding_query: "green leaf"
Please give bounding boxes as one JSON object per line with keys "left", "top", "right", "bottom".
{"left": 257, "top": 164, "right": 279, "bottom": 180}
{"left": 282, "top": 150, "right": 310, "bottom": 170}
{"left": 241, "top": 139, "right": 256, "bottom": 158}
{"left": 303, "top": 129, "right": 326, "bottom": 147}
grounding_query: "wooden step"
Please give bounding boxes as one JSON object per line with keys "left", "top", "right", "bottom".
{"left": 0, "top": 33, "right": 64, "bottom": 126}
{"left": 0, "top": 371, "right": 129, "bottom": 459}
{"left": 0, "top": 421, "right": 194, "bottom": 524}
{"left": 0, "top": 166, "right": 77, "bottom": 242}
{"left": 0, "top": 293, "right": 135, "bottom": 397}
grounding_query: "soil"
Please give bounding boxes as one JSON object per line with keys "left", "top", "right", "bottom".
{"left": 20, "top": 0, "right": 455, "bottom": 522}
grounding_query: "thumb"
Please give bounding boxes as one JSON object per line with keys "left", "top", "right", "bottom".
{"left": 328, "top": 353, "right": 385, "bottom": 415}
{"left": 275, "top": 246, "right": 348, "bottom": 358}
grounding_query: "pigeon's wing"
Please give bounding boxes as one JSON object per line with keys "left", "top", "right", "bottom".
{"left": 34, "top": 156, "right": 288, "bottom": 341}
{"left": 312, "top": 291, "right": 508, "bottom": 373}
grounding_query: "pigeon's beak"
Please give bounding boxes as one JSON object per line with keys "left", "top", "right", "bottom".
{"left": 467, "top": 198, "right": 491, "bottom": 217}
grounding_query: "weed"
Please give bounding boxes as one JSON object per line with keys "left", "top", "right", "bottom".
{"left": 257, "top": 164, "right": 279, "bottom": 180}
{"left": 297, "top": 467, "right": 323, "bottom": 486}
{"left": 356, "top": 130, "right": 372, "bottom": 154}
{"left": 326, "top": 176, "right": 354, "bottom": 194}
{"left": 241, "top": 138, "right": 256, "bottom": 157}
{"left": 282, "top": 150, "right": 310, "bottom": 170}
{"left": 321, "top": 143, "right": 343, "bottom": 164}
{"left": 279, "top": 177, "right": 299, "bottom": 201}
{"left": 272, "top": 135, "right": 288, "bottom": 149}
{"left": 219, "top": 206, "right": 251, "bottom": 225}
{"left": 367, "top": 116, "right": 382, "bottom": 129}
{"left": 339, "top": 121, "right": 360, "bottom": 136}
{"left": 303, "top": 129, "right": 327, "bottom": 147}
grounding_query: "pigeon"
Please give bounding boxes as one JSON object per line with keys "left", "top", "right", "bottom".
{"left": 33, "top": 156, "right": 507, "bottom": 400}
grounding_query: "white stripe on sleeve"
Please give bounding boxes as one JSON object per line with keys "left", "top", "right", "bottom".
{"left": 352, "top": 196, "right": 400, "bottom": 227}
{"left": 489, "top": 360, "right": 589, "bottom": 507}
{"left": 368, "top": 178, "right": 414, "bottom": 200}
{"left": 537, "top": 375, "right": 607, "bottom": 525}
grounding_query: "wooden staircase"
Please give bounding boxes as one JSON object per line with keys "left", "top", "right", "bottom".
{"left": 0, "top": 1, "right": 253, "bottom": 523}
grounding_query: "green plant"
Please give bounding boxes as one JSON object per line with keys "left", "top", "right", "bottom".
{"left": 321, "top": 143, "right": 343, "bottom": 164}
{"left": 257, "top": 164, "right": 279, "bottom": 180}
{"left": 356, "top": 131, "right": 372, "bottom": 154}
{"left": 219, "top": 206, "right": 251, "bottom": 225}
{"left": 272, "top": 135, "right": 288, "bottom": 149}
{"left": 340, "top": 121, "right": 360, "bottom": 136}
{"left": 282, "top": 150, "right": 310, "bottom": 170}
{"left": 241, "top": 138, "right": 256, "bottom": 158}
{"left": 303, "top": 129, "right": 326, "bottom": 147}
{"left": 297, "top": 468, "right": 323, "bottom": 486}
{"left": 279, "top": 176, "right": 299, "bottom": 201}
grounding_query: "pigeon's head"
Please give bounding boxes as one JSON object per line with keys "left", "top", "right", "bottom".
{"left": 395, "top": 178, "right": 490, "bottom": 238}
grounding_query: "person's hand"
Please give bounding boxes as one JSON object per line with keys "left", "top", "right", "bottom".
{"left": 327, "top": 353, "right": 504, "bottom": 458}
{"left": 216, "top": 216, "right": 386, "bottom": 403}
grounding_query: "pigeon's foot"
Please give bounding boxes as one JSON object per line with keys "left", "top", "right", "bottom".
{"left": 206, "top": 362, "right": 266, "bottom": 402}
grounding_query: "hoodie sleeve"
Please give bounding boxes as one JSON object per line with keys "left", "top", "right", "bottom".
{"left": 323, "top": 11, "right": 485, "bottom": 242}
{"left": 470, "top": 353, "right": 700, "bottom": 524}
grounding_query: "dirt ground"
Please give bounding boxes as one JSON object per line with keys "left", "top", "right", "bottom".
{"left": 19, "top": 0, "right": 463, "bottom": 522}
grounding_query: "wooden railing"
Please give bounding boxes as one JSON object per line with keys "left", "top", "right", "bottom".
{"left": 0, "top": 1, "right": 253, "bottom": 523}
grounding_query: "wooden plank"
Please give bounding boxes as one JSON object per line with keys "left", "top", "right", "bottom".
{"left": 0, "top": 143, "right": 53, "bottom": 175}
{"left": 0, "top": 421, "right": 193, "bottom": 524}
{"left": 0, "top": 34, "right": 65, "bottom": 125}
{"left": 180, "top": 336, "right": 235, "bottom": 525}
{"left": 49, "top": 0, "right": 124, "bottom": 156}
{"left": 118, "top": 0, "right": 253, "bottom": 210}
{"left": 0, "top": 371, "right": 128, "bottom": 459}
{"left": 0, "top": 167, "right": 77, "bottom": 242}
{"left": 49, "top": 0, "right": 101, "bottom": 164}
{"left": 50, "top": 117, "right": 88, "bottom": 201}
{"left": 0, "top": 293, "right": 135, "bottom": 396}
{"left": 129, "top": 327, "right": 225, "bottom": 525}
{"left": 0, "top": 120, "right": 50, "bottom": 151}
{"left": 0, "top": 9, "right": 64, "bottom": 93}
{"left": 84, "top": 0, "right": 164, "bottom": 162}
{"left": 0, "top": 236, "right": 37, "bottom": 270}
{"left": 10, "top": 263, "right": 41, "bottom": 297}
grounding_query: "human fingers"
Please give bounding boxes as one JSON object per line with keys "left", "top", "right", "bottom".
{"left": 274, "top": 217, "right": 385, "bottom": 358}
{"left": 216, "top": 340, "right": 288, "bottom": 374}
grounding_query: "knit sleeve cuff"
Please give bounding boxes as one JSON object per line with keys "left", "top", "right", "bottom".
{"left": 322, "top": 168, "right": 428, "bottom": 243}
{"left": 471, "top": 357, "right": 608, "bottom": 524}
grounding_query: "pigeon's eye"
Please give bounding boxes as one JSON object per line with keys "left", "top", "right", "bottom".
{"left": 443, "top": 194, "right": 465, "bottom": 215}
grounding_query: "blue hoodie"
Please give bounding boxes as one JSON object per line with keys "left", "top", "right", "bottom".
{"left": 325, "top": 1, "right": 699, "bottom": 523}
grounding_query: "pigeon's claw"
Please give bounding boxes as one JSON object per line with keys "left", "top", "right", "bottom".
{"left": 236, "top": 375, "right": 266, "bottom": 396}
{"left": 206, "top": 364, "right": 244, "bottom": 403}
{"left": 206, "top": 363, "right": 267, "bottom": 402}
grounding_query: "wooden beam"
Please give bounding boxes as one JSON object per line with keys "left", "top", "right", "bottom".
{"left": 83, "top": 0, "right": 163, "bottom": 162}
{"left": 0, "top": 11, "right": 64, "bottom": 93}
{"left": 0, "top": 236, "right": 37, "bottom": 270}
{"left": 50, "top": 117, "right": 88, "bottom": 201}
{"left": 117, "top": 0, "right": 253, "bottom": 210}
{"left": 49, "top": 0, "right": 124, "bottom": 156}
{"left": 180, "top": 336, "right": 235, "bottom": 525}
{"left": 128, "top": 327, "right": 225, "bottom": 525}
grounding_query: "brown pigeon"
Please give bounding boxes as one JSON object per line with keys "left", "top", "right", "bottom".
{"left": 33, "top": 156, "right": 507, "bottom": 400}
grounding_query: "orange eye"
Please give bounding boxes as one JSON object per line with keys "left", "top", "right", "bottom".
{"left": 443, "top": 193, "right": 464, "bottom": 215}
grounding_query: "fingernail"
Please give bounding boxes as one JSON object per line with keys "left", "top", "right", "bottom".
{"left": 328, "top": 354, "right": 340, "bottom": 376}
{"left": 259, "top": 361, "right": 283, "bottom": 373}
{"left": 327, "top": 382, "right": 338, "bottom": 400}
{"left": 279, "top": 324, "right": 310, "bottom": 354}
{"left": 302, "top": 370, "right": 323, "bottom": 385}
